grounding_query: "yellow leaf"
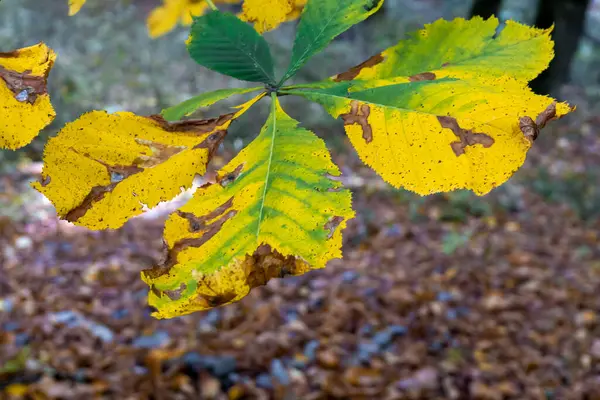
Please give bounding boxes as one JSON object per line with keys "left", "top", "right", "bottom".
{"left": 142, "top": 96, "right": 354, "bottom": 318}
{"left": 0, "top": 43, "right": 56, "bottom": 150}
{"left": 148, "top": 0, "right": 240, "bottom": 38}
{"left": 291, "top": 78, "right": 572, "bottom": 196}
{"left": 286, "top": 17, "right": 575, "bottom": 195}
{"left": 240, "top": 0, "right": 306, "bottom": 33}
{"left": 33, "top": 94, "right": 264, "bottom": 230}
{"left": 68, "top": 0, "right": 87, "bottom": 15}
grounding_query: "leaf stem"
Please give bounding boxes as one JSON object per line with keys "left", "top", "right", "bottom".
{"left": 205, "top": 0, "right": 218, "bottom": 11}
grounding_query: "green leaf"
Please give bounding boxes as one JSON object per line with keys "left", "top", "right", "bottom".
{"left": 187, "top": 11, "right": 276, "bottom": 85}
{"left": 279, "top": 0, "right": 384, "bottom": 84}
{"left": 162, "top": 86, "right": 264, "bottom": 121}
{"left": 142, "top": 94, "right": 354, "bottom": 318}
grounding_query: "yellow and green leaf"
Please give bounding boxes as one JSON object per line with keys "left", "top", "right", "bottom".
{"left": 162, "top": 86, "right": 264, "bottom": 122}
{"left": 33, "top": 94, "right": 264, "bottom": 230}
{"left": 331, "top": 16, "right": 555, "bottom": 84}
{"left": 0, "top": 43, "right": 56, "bottom": 150}
{"left": 284, "top": 17, "right": 574, "bottom": 196}
{"left": 142, "top": 95, "right": 354, "bottom": 318}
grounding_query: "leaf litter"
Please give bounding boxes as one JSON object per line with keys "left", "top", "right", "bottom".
{"left": 1, "top": 101, "right": 599, "bottom": 399}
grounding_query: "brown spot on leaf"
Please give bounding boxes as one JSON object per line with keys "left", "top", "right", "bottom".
{"left": 0, "top": 66, "right": 48, "bottom": 104}
{"left": 133, "top": 139, "right": 187, "bottom": 168}
{"left": 519, "top": 102, "right": 559, "bottom": 144}
{"left": 144, "top": 200, "right": 238, "bottom": 276}
{"left": 519, "top": 116, "right": 538, "bottom": 143}
{"left": 243, "top": 245, "right": 306, "bottom": 289}
{"left": 437, "top": 116, "right": 494, "bottom": 156}
{"left": 217, "top": 164, "right": 244, "bottom": 187}
{"left": 194, "top": 288, "right": 237, "bottom": 308}
{"left": 193, "top": 130, "right": 227, "bottom": 159}
{"left": 39, "top": 175, "right": 51, "bottom": 187}
{"left": 65, "top": 150, "right": 144, "bottom": 223}
{"left": 148, "top": 113, "right": 235, "bottom": 133}
{"left": 408, "top": 72, "right": 436, "bottom": 82}
{"left": 341, "top": 100, "right": 373, "bottom": 143}
{"left": 163, "top": 283, "right": 186, "bottom": 301}
{"left": 177, "top": 197, "right": 235, "bottom": 232}
{"left": 535, "top": 102, "right": 557, "bottom": 129}
{"left": 333, "top": 53, "right": 384, "bottom": 82}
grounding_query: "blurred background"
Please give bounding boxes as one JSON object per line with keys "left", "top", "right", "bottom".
{"left": 1, "top": 0, "right": 600, "bottom": 398}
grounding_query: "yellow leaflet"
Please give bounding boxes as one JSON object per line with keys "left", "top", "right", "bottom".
{"left": 240, "top": 0, "right": 306, "bottom": 33}
{"left": 142, "top": 96, "right": 354, "bottom": 318}
{"left": 68, "top": 0, "right": 87, "bottom": 15}
{"left": 333, "top": 17, "right": 555, "bottom": 84}
{"left": 148, "top": 0, "right": 240, "bottom": 38}
{"left": 296, "top": 16, "right": 576, "bottom": 196}
{"left": 0, "top": 43, "right": 56, "bottom": 150}
{"left": 291, "top": 76, "right": 572, "bottom": 196}
{"left": 33, "top": 94, "right": 264, "bottom": 230}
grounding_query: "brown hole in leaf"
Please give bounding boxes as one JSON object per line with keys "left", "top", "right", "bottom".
{"left": 217, "top": 164, "right": 244, "bottom": 188}
{"left": 40, "top": 175, "right": 51, "bottom": 187}
{"left": 163, "top": 283, "right": 187, "bottom": 301}
{"left": 437, "top": 116, "right": 494, "bottom": 156}
{"left": 408, "top": 72, "right": 436, "bottom": 82}
{"left": 0, "top": 66, "right": 47, "bottom": 104}
{"left": 341, "top": 100, "right": 373, "bottom": 143}
{"left": 243, "top": 245, "right": 305, "bottom": 289}
{"left": 324, "top": 216, "right": 344, "bottom": 239}
{"left": 333, "top": 53, "right": 384, "bottom": 82}
{"left": 177, "top": 197, "right": 235, "bottom": 232}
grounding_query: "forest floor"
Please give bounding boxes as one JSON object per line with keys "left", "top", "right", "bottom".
{"left": 1, "top": 88, "right": 600, "bottom": 399}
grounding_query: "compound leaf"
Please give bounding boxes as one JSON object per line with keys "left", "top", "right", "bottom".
{"left": 68, "top": 0, "right": 86, "bottom": 15}
{"left": 33, "top": 94, "right": 264, "bottom": 230}
{"left": 280, "top": 0, "right": 383, "bottom": 83}
{"left": 187, "top": 10, "right": 276, "bottom": 85}
{"left": 0, "top": 43, "right": 56, "bottom": 150}
{"left": 162, "top": 86, "right": 263, "bottom": 121}
{"left": 285, "top": 55, "right": 573, "bottom": 195}
{"left": 142, "top": 96, "right": 354, "bottom": 318}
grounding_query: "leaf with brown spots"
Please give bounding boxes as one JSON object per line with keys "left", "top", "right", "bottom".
{"left": 33, "top": 94, "right": 265, "bottom": 230}
{"left": 280, "top": 17, "right": 577, "bottom": 195}
{"left": 141, "top": 96, "right": 353, "bottom": 318}
{"left": 0, "top": 43, "right": 56, "bottom": 150}
{"left": 285, "top": 74, "right": 572, "bottom": 195}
